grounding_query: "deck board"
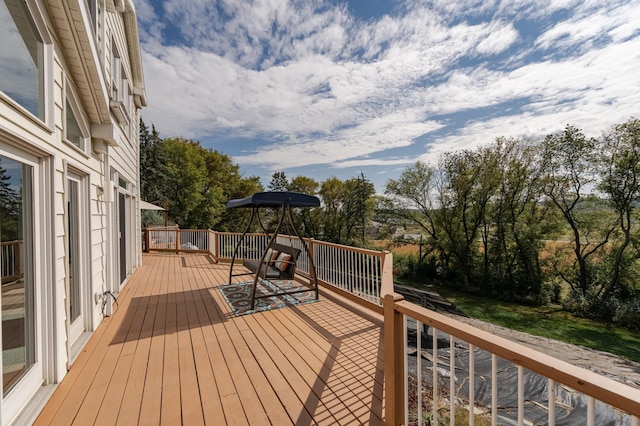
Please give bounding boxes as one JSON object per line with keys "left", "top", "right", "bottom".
{"left": 35, "top": 253, "right": 385, "bottom": 425}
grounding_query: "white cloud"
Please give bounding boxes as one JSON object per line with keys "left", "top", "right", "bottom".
{"left": 476, "top": 23, "right": 519, "bottom": 55}
{"left": 139, "top": 0, "right": 640, "bottom": 186}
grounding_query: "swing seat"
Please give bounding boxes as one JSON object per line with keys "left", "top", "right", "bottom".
{"left": 243, "top": 243, "right": 301, "bottom": 280}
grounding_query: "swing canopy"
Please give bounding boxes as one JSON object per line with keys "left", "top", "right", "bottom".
{"left": 226, "top": 191, "right": 320, "bottom": 209}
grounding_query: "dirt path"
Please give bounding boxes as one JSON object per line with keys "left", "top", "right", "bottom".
{"left": 453, "top": 315, "right": 640, "bottom": 389}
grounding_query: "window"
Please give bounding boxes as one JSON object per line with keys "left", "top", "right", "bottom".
{"left": 65, "top": 100, "right": 83, "bottom": 149}
{"left": 65, "top": 85, "right": 89, "bottom": 152}
{"left": 111, "top": 42, "right": 121, "bottom": 102}
{"left": 0, "top": 0, "right": 45, "bottom": 120}
{"left": 85, "top": 0, "right": 98, "bottom": 34}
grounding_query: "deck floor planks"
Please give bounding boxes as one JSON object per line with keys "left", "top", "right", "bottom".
{"left": 267, "top": 307, "right": 383, "bottom": 424}
{"left": 35, "top": 253, "right": 384, "bottom": 425}
{"left": 191, "top": 267, "right": 250, "bottom": 426}
{"left": 174, "top": 259, "right": 205, "bottom": 426}
{"left": 189, "top": 260, "right": 293, "bottom": 425}
{"left": 40, "top": 258, "right": 157, "bottom": 424}
{"left": 138, "top": 256, "right": 171, "bottom": 425}
{"left": 94, "top": 261, "right": 161, "bottom": 425}
{"left": 119, "top": 259, "right": 168, "bottom": 425}
{"left": 260, "top": 309, "right": 363, "bottom": 423}
{"left": 199, "top": 287, "right": 272, "bottom": 425}
{"left": 240, "top": 312, "right": 330, "bottom": 424}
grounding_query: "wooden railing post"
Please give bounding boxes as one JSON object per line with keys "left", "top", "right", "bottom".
{"left": 144, "top": 228, "right": 150, "bottom": 253}
{"left": 384, "top": 292, "right": 405, "bottom": 425}
{"left": 214, "top": 231, "right": 219, "bottom": 259}
{"left": 380, "top": 250, "right": 393, "bottom": 298}
{"left": 175, "top": 229, "right": 180, "bottom": 254}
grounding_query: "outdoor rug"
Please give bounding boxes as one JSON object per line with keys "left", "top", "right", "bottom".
{"left": 218, "top": 280, "right": 318, "bottom": 316}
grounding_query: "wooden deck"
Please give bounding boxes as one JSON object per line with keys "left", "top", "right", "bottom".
{"left": 35, "top": 253, "right": 385, "bottom": 425}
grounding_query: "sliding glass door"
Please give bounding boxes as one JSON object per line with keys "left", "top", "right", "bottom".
{"left": 67, "top": 176, "right": 86, "bottom": 345}
{"left": 0, "top": 152, "right": 42, "bottom": 421}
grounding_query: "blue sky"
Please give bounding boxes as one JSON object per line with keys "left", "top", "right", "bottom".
{"left": 136, "top": 0, "right": 640, "bottom": 192}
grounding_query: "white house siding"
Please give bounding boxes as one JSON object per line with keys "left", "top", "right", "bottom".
{"left": 0, "top": 0, "right": 145, "bottom": 423}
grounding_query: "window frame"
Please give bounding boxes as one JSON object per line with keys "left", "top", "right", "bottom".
{"left": 0, "top": 0, "right": 54, "bottom": 129}
{"left": 64, "top": 82, "right": 90, "bottom": 155}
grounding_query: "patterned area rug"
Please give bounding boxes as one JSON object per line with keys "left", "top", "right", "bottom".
{"left": 218, "top": 280, "right": 318, "bottom": 316}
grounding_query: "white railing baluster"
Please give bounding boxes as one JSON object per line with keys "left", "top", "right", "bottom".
{"left": 518, "top": 366, "right": 524, "bottom": 426}
{"left": 432, "top": 327, "right": 438, "bottom": 425}
{"left": 417, "top": 320, "right": 423, "bottom": 426}
{"left": 587, "top": 396, "right": 595, "bottom": 426}
{"left": 469, "top": 343, "right": 475, "bottom": 426}
{"left": 548, "top": 379, "right": 555, "bottom": 426}
{"left": 492, "top": 354, "right": 497, "bottom": 426}
{"left": 404, "top": 315, "right": 409, "bottom": 426}
{"left": 450, "top": 335, "right": 455, "bottom": 426}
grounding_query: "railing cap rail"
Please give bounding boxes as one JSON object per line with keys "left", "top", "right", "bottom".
{"left": 394, "top": 299, "right": 640, "bottom": 417}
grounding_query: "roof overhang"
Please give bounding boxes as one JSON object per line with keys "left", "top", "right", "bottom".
{"left": 140, "top": 200, "right": 165, "bottom": 211}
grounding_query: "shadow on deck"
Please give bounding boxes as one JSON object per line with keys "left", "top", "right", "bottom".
{"left": 35, "top": 253, "right": 385, "bottom": 425}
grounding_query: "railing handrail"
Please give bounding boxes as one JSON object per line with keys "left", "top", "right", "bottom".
{"left": 388, "top": 296, "right": 640, "bottom": 422}
{"left": 305, "top": 238, "right": 386, "bottom": 256}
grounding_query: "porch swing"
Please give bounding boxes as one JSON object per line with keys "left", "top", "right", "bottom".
{"left": 226, "top": 191, "right": 320, "bottom": 310}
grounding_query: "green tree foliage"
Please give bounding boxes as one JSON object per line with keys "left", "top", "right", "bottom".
{"left": 268, "top": 171, "right": 288, "bottom": 191}
{"left": 384, "top": 118, "right": 640, "bottom": 325}
{"left": 288, "top": 175, "right": 322, "bottom": 238}
{"left": 139, "top": 120, "right": 168, "bottom": 204}
{"left": 139, "top": 123, "right": 262, "bottom": 231}
{"left": 0, "top": 159, "right": 21, "bottom": 241}
{"left": 539, "top": 125, "right": 615, "bottom": 298}
{"left": 319, "top": 177, "right": 345, "bottom": 244}
{"left": 385, "top": 141, "right": 552, "bottom": 300}
{"left": 484, "top": 139, "right": 552, "bottom": 301}
{"left": 596, "top": 118, "right": 640, "bottom": 299}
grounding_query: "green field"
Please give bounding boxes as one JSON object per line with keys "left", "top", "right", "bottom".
{"left": 396, "top": 279, "right": 640, "bottom": 364}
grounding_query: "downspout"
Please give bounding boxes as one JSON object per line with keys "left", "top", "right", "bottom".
{"left": 102, "top": 150, "right": 114, "bottom": 317}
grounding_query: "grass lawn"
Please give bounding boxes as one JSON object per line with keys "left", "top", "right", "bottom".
{"left": 396, "top": 279, "right": 640, "bottom": 364}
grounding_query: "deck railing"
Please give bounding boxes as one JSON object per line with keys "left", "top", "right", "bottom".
{"left": 143, "top": 228, "right": 640, "bottom": 424}
{"left": 145, "top": 229, "right": 390, "bottom": 308}
{"left": 1, "top": 240, "right": 22, "bottom": 284}
{"left": 381, "top": 291, "right": 640, "bottom": 425}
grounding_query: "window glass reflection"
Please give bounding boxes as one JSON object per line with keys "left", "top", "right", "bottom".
{"left": 0, "top": 0, "right": 44, "bottom": 119}
{"left": 0, "top": 155, "right": 35, "bottom": 395}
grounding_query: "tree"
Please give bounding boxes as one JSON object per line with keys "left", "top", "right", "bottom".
{"left": 597, "top": 117, "right": 640, "bottom": 299}
{"left": 342, "top": 172, "right": 375, "bottom": 246}
{"left": 139, "top": 120, "right": 168, "bottom": 204}
{"left": 288, "top": 175, "right": 322, "bottom": 238}
{"left": 319, "top": 177, "right": 345, "bottom": 243}
{"left": 0, "top": 158, "right": 21, "bottom": 241}
{"left": 163, "top": 138, "right": 209, "bottom": 228}
{"left": 484, "top": 138, "right": 551, "bottom": 301}
{"left": 268, "top": 171, "right": 288, "bottom": 191}
{"left": 539, "top": 125, "right": 614, "bottom": 297}
{"left": 384, "top": 162, "right": 448, "bottom": 271}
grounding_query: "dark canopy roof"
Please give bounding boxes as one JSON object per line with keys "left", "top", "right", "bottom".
{"left": 226, "top": 191, "right": 320, "bottom": 209}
